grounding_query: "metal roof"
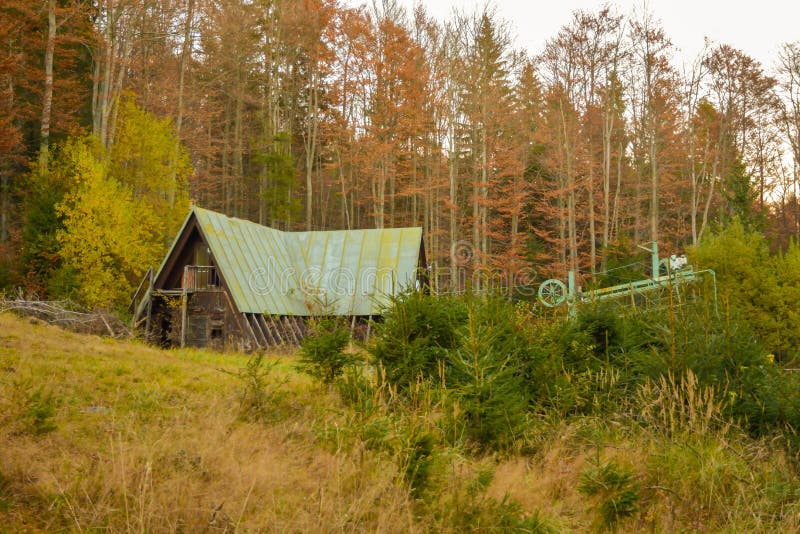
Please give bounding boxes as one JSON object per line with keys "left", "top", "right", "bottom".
{"left": 159, "top": 207, "right": 422, "bottom": 316}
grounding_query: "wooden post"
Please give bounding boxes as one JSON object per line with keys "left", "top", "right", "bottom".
{"left": 144, "top": 268, "right": 154, "bottom": 341}
{"left": 180, "top": 266, "right": 189, "bottom": 348}
{"left": 180, "top": 290, "right": 188, "bottom": 348}
{"left": 241, "top": 313, "right": 261, "bottom": 349}
{"left": 364, "top": 315, "right": 372, "bottom": 344}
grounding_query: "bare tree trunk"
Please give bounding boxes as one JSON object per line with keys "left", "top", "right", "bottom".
{"left": 448, "top": 124, "right": 458, "bottom": 272}
{"left": 480, "top": 108, "right": 488, "bottom": 262}
{"left": 171, "top": 0, "right": 194, "bottom": 209}
{"left": 234, "top": 69, "right": 244, "bottom": 216}
{"left": 610, "top": 138, "right": 623, "bottom": 240}
{"left": 92, "top": 0, "right": 132, "bottom": 151}
{"left": 558, "top": 99, "right": 577, "bottom": 276}
{"left": 39, "top": 0, "right": 56, "bottom": 175}
{"left": 690, "top": 159, "right": 698, "bottom": 245}
{"left": 175, "top": 0, "right": 193, "bottom": 141}
{"left": 472, "top": 124, "right": 480, "bottom": 256}
{"left": 601, "top": 109, "right": 613, "bottom": 270}
{"left": 304, "top": 66, "right": 319, "bottom": 231}
{"left": 222, "top": 100, "right": 231, "bottom": 213}
{"left": 588, "top": 163, "right": 596, "bottom": 279}
{"left": 0, "top": 169, "right": 8, "bottom": 243}
{"left": 106, "top": 37, "right": 130, "bottom": 147}
{"left": 698, "top": 147, "right": 720, "bottom": 243}
{"left": 649, "top": 123, "right": 658, "bottom": 245}
{"left": 337, "top": 149, "right": 351, "bottom": 229}
{"left": 96, "top": 2, "right": 115, "bottom": 147}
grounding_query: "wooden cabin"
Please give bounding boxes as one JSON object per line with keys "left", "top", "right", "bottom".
{"left": 131, "top": 207, "right": 426, "bottom": 350}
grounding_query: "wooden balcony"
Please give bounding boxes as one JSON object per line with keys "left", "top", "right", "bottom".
{"left": 182, "top": 265, "right": 220, "bottom": 292}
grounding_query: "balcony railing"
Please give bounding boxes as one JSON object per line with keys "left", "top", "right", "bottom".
{"left": 182, "top": 265, "right": 220, "bottom": 292}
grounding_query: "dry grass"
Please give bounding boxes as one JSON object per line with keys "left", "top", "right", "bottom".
{"left": 2, "top": 312, "right": 800, "bottom": 533}
{"left": 0, "top": 313, "right": 417, "bottom": 532}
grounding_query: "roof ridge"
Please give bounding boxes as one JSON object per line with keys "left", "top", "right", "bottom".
{"left": 194, "top": 206, "right": 423, "bottom": 234}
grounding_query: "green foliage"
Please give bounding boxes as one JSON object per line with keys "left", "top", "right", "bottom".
{"left": 222, "top": 353, "right": 287, "bottom": 423}
{"left": 298, "top": 317, "right": 355, "bottom": 384}
{"left": 690, "top": 221, "right": 791, "bottom": 355}
{"left": 19, "top": 153, "right": 72, "bottom": 296}
{"left": 444, "top": 307, "right": 529, "bottom": 450}
{"left": 254, "top": 131, "right": 301, "bottom": 224}
{"left": 593, "top": 242, "right": 649, "bottom": 288}
{"left": 558, "top": 303, "right": 624, "bottom": 367}
{"left": 335, "top": 368, "right": 381, "bottom": 417}
{"left": 722, "top": 157, "right": 763, "bottom": 231}
{"left": 367, "top": 272, "right": 800, "bottom": 449}
{"left": 20, "top": 184, "right": 63, "bottom": 292}
{"left": 774, "top": 239, "right": 800, "bottom": 357}
{"left": 22, "top": 386, "right": 58, "bottom": 435}
{"left": 579, "top": 460, "right": 641, "bottom": 529}
{"left": 435, "top": 477, "right": 558, "bottom": 533}
{"left": 55, "top": 141, "right": 152, "bottom": 308}
{"left": 398, "top": 427, "right": 436, "bottom": 497}
{"left": 371, "top": 291, "right": 467, "bottom": 391}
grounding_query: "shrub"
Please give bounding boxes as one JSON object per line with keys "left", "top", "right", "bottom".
{"left": 221, "top": 353, "right": 286, "bottom": 422}
{"left": 399, "top": 427, "right": 437, "bottom": 497}
{"left": 689, "top": 221, "right": 786, "bottom": 354}
{"left": 579, "top": 460, "right": 641, "bottom": 529}
{"left": 22, "top": 386, "right": 58, "bottom": 435}
{"left": 298, "top": 317, "right": 354, "bottom": 384}
{"left": 562, "top": 303, "right": 624, "bottom": 365}
{"left": 370, "top": 291, "right": 466, "bottom": 392}
{"left": 444, "top": 308, "right": 529, "bottom": 451}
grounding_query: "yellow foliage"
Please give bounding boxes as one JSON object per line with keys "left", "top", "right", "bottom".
{"left": 110, "top": 97, "right": 191, "bottom": 234}
{"left": 56, "top": 143, "right": 160, "bottom": 308}
{"left": 55, "top": 100, "right": 191, "bottom": 310}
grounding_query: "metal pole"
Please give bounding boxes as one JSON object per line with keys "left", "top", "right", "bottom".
{"left": 651, "top": 241, "right": 659, "bottom": 280}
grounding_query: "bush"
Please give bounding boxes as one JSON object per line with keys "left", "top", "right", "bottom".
{"left": 399, "top": 427, "right": 437, "bottom": 497}
{"left": 298, "top": 317, "right": 354, "bottom": 384}
{"left": 444, "top": 307, "right": 529, "bottom": 450}
{"left": 222, "top": 353, "right": 286, "bottom": 422}
{"left": 370, "top": 291, "right": 466, "bottom": 392}
{"left": 22, "top": 386, "right": 58, "bottom": 435}
{"left": 689, "top": 221, "right": 788, "bottom": 354}
{"left": 579, "top": 460, "right": 641, "bottom": 529}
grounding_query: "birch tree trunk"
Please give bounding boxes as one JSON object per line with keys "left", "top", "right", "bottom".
{"left": 39, "top": 0, "right": 56, "bottom": 175}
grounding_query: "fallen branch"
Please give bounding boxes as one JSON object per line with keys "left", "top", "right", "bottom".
{"left": 0, "top": 297, "right": 129, "bottom": 338}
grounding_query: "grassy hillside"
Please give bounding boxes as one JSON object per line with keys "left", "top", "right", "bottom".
{"left": 1, "top": 311, "right": 800, "bottom": 532}
{"left": 0, "top": 313, "right": 412, "bottom": 531}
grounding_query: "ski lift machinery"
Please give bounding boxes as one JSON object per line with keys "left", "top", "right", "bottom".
{"left": 536, "top": 242, "right": 718, "bottom": 312}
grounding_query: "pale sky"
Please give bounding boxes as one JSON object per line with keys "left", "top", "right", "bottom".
{"left": 383, "top": 0, "right": 800, "bottom": 71}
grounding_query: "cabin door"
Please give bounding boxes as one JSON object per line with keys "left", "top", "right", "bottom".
{"left": 195, "top": 243, "right": 210, "bottom": 266}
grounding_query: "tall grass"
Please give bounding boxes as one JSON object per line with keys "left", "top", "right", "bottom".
{"left": 4, "top": 285, "right": 800, "bottom": 532}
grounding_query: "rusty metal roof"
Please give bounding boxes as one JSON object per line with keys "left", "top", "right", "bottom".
{"left": 162, "top": 207, "right": 422, "bottom": 316}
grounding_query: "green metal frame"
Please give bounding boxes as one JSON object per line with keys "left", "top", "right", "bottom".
{"left": 537, "top": 241, "right": 718, "bottom": 313}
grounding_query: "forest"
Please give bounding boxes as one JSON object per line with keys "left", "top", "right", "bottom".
{"left": 7, "top": 3, "right": 800, "bottom": 530}
{"left": 2, "top": 0, "right": 800, "bottom": 308}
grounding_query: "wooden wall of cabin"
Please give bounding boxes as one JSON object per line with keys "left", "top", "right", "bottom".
{"left": 148, "top": 289, "right": 247, "bottom": 351}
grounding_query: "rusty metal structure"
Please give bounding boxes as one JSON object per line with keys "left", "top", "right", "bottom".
{"left": 131, "top": 207, "right": 425, "bottom": 350}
